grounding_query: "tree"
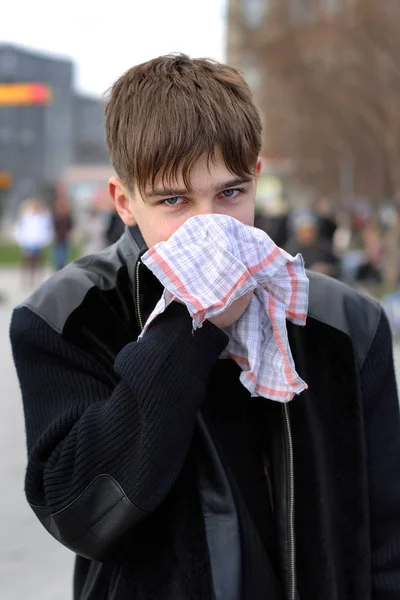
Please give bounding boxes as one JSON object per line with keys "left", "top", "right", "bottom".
{"left": 239, "top": 0, "right": 400, "bottom": 284}
{"left": 240, "top": 0, "right": 400, "bottom": 202}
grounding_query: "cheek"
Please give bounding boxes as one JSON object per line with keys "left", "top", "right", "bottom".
{"left": 139, "top": 212, "right": 187, "bottom": 247}
{"left": 231, "top": 199, "right": 256, "bottom": 226}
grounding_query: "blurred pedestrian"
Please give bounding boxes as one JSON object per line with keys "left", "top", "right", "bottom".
{"left": 355, "top": 221, "right": 383, "bottom": 284}
{"left": 315, "top": 197, "right": 337, "bottom": 244}
{"left": 82, "top": 196, "right": 109, "bottom": 255}
{"left": 254, "top": 203, "right": 289, "bottom": 248}
{"left": 52, "top": 197, "right": 74, "bottom": 271}
{"left": 14, "top": 197, "right": 53, "bottom": 288}
{"left": 105, "top": 205, "right": 125, "bottom": 246}
{"left": 285, "top": 212, "right": 339, "bottom": 277}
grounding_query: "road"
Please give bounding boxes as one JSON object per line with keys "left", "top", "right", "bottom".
{"left": 0, "top": 267, "right": 399, "bottom": 599}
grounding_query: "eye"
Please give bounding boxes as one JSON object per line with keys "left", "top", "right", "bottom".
{"left": 219, "top": 189, "right": 241, "bottom": 199}
{"left": 163, "top": 197, "right": 185, "bottom": 206}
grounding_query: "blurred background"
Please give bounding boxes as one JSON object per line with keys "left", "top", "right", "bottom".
{"left": 2, "top": 1, "right": 400, "bottom": 599}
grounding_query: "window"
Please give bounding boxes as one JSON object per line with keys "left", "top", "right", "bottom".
{"left": 289, "top": 0, "right": 317, "bottom": 24}
{"left": 243, "top": 0, "right": 268, "bottom": 28}
{"left": 321, "top": 0, "right": 341, "bottom": 16}
{"left": 290, "top": 0, "right": 341, "bottom": 24}
{"left": 0, "top": 51, "right": 18, "bottom": 75}
{"left": 19, "top": 129, "right": 36, "bottom": 147}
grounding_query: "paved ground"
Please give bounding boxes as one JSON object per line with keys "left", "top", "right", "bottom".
{"left": 1, "top": 267, "right": 399, "bottom": 599}
{"left": 0, "top": 269, "right": 73, "bottom": 600}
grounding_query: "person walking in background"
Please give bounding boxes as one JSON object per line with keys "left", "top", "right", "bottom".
{"left": 82, "top": 195, "right": 109, "bottom": 255}
{"left": 254, "top": 201, "right": 289, "bottom": 248}
{"left": 14, "top": 197, "right": 53, "bottom": 288}
{"left": 355, "top": 221, "right": 383, "bottom": 284}
{"left": 105, "top": 205, "right": 125, "bottom": 246}
{"left": 285, "top": 211, "right": 339, "bottom": 277}
{"left": 52, "top": 197, "right": 74, "bottom": 271}
{"left": 315, "top": 196, "right": 337, "bottom": 245}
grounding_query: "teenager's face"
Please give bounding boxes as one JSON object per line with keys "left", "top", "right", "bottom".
{"left": 109, "top": 151, "right": 260, "bottom": 249}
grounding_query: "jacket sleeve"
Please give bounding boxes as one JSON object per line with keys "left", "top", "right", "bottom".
{"left": 361, "top": 308, "right": 400, "bottom": 599}
{"left": 10, "top": 303, "right": 228, "bottom": 561}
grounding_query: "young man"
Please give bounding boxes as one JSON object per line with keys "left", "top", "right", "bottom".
{"left": 10, "top": 55, "right": 400, "bottom": 600}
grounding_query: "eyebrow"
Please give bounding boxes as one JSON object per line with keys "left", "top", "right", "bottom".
{"left": 145, "top": 177, "right": 253, "bottom": 199}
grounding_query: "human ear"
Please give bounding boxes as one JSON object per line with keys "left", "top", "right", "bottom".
{"left": 108, "top": 177, "right": 137, "bottom": 226}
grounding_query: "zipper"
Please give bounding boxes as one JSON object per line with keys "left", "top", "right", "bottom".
{"left": 135, "top": 249, "right": 296, "bottom": 597}
{"left": 135, "top": 258, "right": 144, "bottom": 332}
{"left": 282, "top": 403, "right": 296, "bottom": 600}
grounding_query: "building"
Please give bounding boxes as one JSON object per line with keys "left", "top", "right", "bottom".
{"left": 0, "top": 44, "right": 110, "bottom": 221}
{"left": 0, "top": 44, "right": 74, "bottom": 216}
{"left": 226, "top": 0, "right": 359, "bottom": 206}
{"left": 227, "top": 0, "right": 350, "bottom": 103}
{"left": 72, "top": 94, "right": 109, "bottom": 165}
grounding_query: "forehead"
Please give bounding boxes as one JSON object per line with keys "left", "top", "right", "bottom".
{"left": 144, "top": 152, "right": 245, "bottom": 197}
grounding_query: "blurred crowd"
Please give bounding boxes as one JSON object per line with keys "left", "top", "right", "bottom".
{"left": 10, "top": 190, "right": 399, "bottom": 301}
{"left": 254, "top": 197, "right": 394, "bottom": 291}
{"left": 13, "top": 193, "right": 124, "bottom": 287}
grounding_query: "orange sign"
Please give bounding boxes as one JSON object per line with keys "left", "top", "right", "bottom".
{"left": 0, "top": 83, "right": 53, "bottom": 106}
{"left": 0, "top": 171, "right": 12, "bottom": 189}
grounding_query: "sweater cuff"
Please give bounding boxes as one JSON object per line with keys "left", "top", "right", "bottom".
{"left": 116, "top": 302, "right": 228, "bottom": 383}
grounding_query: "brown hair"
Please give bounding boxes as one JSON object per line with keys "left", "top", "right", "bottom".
{"left": 105, "top": 54, "right": 262, "bottom": 194}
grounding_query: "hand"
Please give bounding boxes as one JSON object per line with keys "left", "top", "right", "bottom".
{"left": 208, "top": 290, "right": 253, "bottom": 330}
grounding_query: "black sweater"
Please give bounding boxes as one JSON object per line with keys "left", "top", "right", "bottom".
{"left": 11, "top": 302, "right": 283, "bottom": 598}
{"left": 12, "top": 303, "right": 229, "bottom": 516}
{"left": 10, "top": 298, "right": 400, "bottom": 598}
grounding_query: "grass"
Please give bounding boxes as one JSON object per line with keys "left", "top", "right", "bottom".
{"left": 0, "top": 243, "right": 82, "bottom": 265}
{"left": 357, "top": 281, "right": 397, "bottom": 300}
{"left": 0, "top": 242, "right": 395, "bottom": 302}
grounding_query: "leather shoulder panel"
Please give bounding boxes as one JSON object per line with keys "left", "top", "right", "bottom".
{"left": 19, "top": 243, "right": 126, "bottom": 335}
{"left": 307, "top": 271, "right": 382, "bottom": 369}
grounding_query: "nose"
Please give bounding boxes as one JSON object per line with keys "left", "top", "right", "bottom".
{"left": 191, "top": 199, "right": 217, "bottom": 216}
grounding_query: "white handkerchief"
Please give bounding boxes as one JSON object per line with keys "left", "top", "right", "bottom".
{"left": 140, "top": 214, "right": 309, "bottom": 402}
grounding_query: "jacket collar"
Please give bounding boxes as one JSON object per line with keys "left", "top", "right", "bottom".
{"left": 118, "top": 226, "right": 148, "bottom": 290}
{"left": 118, "top": 225, "right": 148, "bottom": 262}
{"left": 119, "top": 226, "right": 164, "bottom": 326}
{"left": 127, "top": 225, "right": 148, "bottom": 255}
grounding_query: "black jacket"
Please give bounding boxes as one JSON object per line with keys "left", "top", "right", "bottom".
{"left": 10, "top": 226, "right": 400, "bottom": 599}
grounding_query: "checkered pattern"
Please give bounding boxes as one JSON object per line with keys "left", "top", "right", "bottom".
{"left": 140, "top": 214, "right": 309, "bottom": 402}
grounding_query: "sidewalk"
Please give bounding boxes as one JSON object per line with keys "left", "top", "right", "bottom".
{"left": 0, "top": 266, "right": 53, "bottom": 308}
{"left": 0, "top": 267, "right": 73, "bottom": 600}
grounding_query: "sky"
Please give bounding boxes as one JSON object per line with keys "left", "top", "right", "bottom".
{"left": 1, "top": 0, "right": 227, "bottom": 97}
